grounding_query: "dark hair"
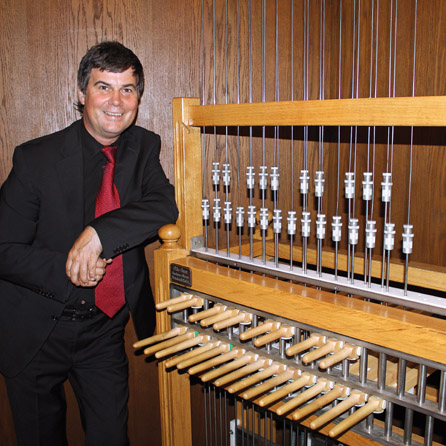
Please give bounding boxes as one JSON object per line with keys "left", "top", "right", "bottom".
{"left": 75, "top": 41, "right": 144, "bottom": 114}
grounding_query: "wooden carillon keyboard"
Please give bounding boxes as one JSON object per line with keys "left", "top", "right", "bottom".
{"left": 134, "top": 95, "right": 446, "bottom": 446}
{"left": 136, "top": 249, "right": 446, "bottom": 445}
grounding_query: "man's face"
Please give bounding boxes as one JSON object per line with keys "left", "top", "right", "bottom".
{"left": 78, "top": 67, "right": 139, "bottom": 146}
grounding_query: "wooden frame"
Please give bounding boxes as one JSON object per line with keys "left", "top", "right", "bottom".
{"left": 152, "top": 96, "right": 446, "bottom": 446}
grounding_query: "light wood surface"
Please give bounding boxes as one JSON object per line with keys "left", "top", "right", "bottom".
{"left": 133, "top": 326, "right": 187, "bottom": 349}
{"left": 309, "top": 391, "right": 367, "bottom": 430}
{"left": 188, "top": 304, "right": 226, "bottom": 323}
{"left": 143, "top": 332, "right": 195, "bottom": 356}
{"left": 184, "top": 96, "right": 446, "bottom": 127}
{"left": 241, "top": 369, "right": 295, "bottom": 400}
{"left": 233, "top": 241, "right": 446, "bottom": 292}
{"left": 227, "top": 364, "right": 284, "bottom": 394}
{"left": 154, "top": 226, "right": 192, "bottom": 446}
{"left": 167, "top": 296, "right": 204, "bottom": 313}
{"left": 302, "top": 338, "right": 343, "bottom": 364}
{"left": 172, "top": 256, "right": 446, "bottom": 364}
{"left": 154, "top": 334, "right": 208, "bottom": 359}
{"left": 239, "top": 320, "right": 280, "bottom": 341}
{"left": 253, "top": 325, "right": 295, "bottom": 347}
{"left": 286, "top": 333, "right": 326, "bottom": 356}
{"left": 328, "top": 397, "right": 385, "bottom": 438}
{"left": 172, "top": 97, "right": 202, "bottom": 253}
{"left": 272, "top": 243, "right": 446, "bottom": 292}
{"left": 187, "top": 348, "right": 244, "bottom": 375}
{"left": 214, "top": 359, "right": 269, "bottom": 388}
{"left": 200, "top": 353, "right": 257, "bottom": 383}
{"left": 319, "top": 344, "right": 361, "bottom": 369}
{"left": 155, "top": 292, "right": 192, "bottom": 310}
{"left": 212, "top": 311, "right": 252, "bottom": 330}
{"left": 200, "top": 309, "right": 240, "bottom": 327}
{"left": 291, "top": 385, "right": 348, "bottom": 421}
{"left": 176, "top": 344, "right": 230, "bottom": 370}
{"left": 258, "top": 373, "right": 312, "bottom": 408}
{"left": 164, "top": 342, "right": 218, "bottom": 369}
{"left": 276, "top": 379, "right": 331, "bottom": 416}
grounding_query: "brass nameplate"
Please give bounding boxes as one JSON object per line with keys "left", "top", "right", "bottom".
{"left": 170, "top": 263, "right": 192, "bottom": 287}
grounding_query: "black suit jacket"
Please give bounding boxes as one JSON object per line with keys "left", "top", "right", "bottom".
{"left": 0, "top": 120, "right": 178, "bottom": 377}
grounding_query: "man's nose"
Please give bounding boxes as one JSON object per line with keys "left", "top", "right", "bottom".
{"left": 110, "top": 89, "right": 122, "bottom": 106}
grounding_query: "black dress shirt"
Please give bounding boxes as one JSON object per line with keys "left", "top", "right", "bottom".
{"left": 65, "top": 122, "right": 122, "bottom": 310}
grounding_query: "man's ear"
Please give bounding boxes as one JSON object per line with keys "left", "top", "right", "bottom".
{"left": 77, "top": 89, "right": 86, "bottom": 105}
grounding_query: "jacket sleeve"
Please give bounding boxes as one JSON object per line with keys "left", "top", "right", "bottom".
{"left": 89, "top": 135, "right": 179, "bottom": 259}
{"left": 0, "top": 146, "right": 70, "bottom": 303}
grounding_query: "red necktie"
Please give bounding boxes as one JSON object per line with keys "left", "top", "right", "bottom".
{"left": 94, "top": 146, "right": 125, "bottom": 317}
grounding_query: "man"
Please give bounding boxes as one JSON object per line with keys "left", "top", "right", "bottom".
{"left": 0, "top": 41, "right": 178, "bottom": 445}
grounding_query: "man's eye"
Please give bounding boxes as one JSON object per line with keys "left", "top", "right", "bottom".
{"left": 123, "top": 88, "right": 134, "bottom": 94}
{"left": 99, "top": 85, "right": 108, "bottom": 90}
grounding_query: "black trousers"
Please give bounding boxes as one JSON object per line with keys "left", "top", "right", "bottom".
{"left": 5, "top": 308, "right": 130, "bottom": 446}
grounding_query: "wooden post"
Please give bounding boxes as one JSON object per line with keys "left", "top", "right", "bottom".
{"left": 172, "top": 97, "right": 202, "bottom": 252}
{"left": 154, "top": 98, "right": 203, "bottom": 446}
{"left": 154, "top": 224, "right": 190, "bottom": 446}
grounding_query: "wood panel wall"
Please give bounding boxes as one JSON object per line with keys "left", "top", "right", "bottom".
{"left": 1, "top": 0, "right": 446, "bottom": 445}
{"left": 0, "top": 0, "right": 201, "bottom": 444}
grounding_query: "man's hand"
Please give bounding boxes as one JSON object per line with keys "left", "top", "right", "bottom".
{"left": 66, "top": 226, "right": 106, "bottom": 287}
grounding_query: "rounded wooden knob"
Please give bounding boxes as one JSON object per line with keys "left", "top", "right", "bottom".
{"left": 158, "top": 224, "right": 181, "bottom": 243}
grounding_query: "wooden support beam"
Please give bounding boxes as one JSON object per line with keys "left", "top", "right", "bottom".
{"left": 183, "top": 96, "right": 446, "bottom": 127}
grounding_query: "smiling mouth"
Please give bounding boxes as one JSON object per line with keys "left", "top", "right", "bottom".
{"left": 104, "top": 111, "right": 124, "bottom": 117}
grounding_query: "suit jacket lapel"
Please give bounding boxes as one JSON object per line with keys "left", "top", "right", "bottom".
{"left": 114, "top": 128, "right": 140, "bottom": 203}
{"left": 56, "top": 121, "right": 84, "bottom": 235}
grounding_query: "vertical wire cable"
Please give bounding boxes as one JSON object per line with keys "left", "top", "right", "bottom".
{"left": 389, "top": 0, "right": 398, "bottom": 216}
{"left": 261, "top": 0, "right": 267, "bottom": 264}
{"left": 219, "top": 387, "right": 223, "bottom": 446}
{"left": 273, "top": 0, "right": 280, "bottom": 268}
{"left": 275, "top": 0, "right": 280, "bottom": 168}
{"left": 213, "top": 386, "right": 217, "bottom": 446}
{"left": 404, "top": 0, "right": 417, "bottom": 294}
{"left": 289, "top": 0, "right": 295, "bottom": 271}
{"left": 381, "top": 0, "right": 393, "bottom": 286}
{"left": 204, "top": 383, "right": 209, "bottom": 446}
{"left": 212, "top": 0, "right": 216, "bottom": 107}
{"left": 302, "top": 0, "right": 310, "bottom": 274}
{"left": 316, "top": 0, "right": 326, "bottom": 276}
{"left": 212, "top": 0, "right": 219, "bottom": 252}
{"left": 334, "top": 0, "right": 343, "bottom": 281}
{"left": 224, "top": 0, "right": 231, "bottom": 257}
{"left": 201, "top": 0, "right": 209, "bottom": 250}
{"left": 236, "top": 0, "right": 243, "bottom": 259}
{"left": 248, "top": 0, "right": 254, "bottom": 261}
{"left": 336, "top": 0, "right": 342, "bottom": 219}
{"left": 364, "top": 0, "right": 374, "bottom": 284}
{"left": 369, "top": 0, "right": 379, "bottom": 288}
{"left": 224, "top": 392, "right": 228, "bottom": 446}
{"left": 351, "top": 0, "right": 361, "bottom": 284}
{"left": 262, "top": 0, "right": 266, "bottom": 167}
{"left": 319, "top": 0, "right": 325, "bottom": 176}
{"left": 382, "top": 0, "right": 398, "bottom": 290}
{"left": 347, "top": 0, "right": 357, "bottom": 283}
{"left": 290, "top": 0, "right": 294, "bottom": 206}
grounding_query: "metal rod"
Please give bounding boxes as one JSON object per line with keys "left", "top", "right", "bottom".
{"left": 385, "top": 401, "right": 394, "bottom": 440}
{"left": 417, "top": 364, "right": 427, "bottom": 405}
{"left": 360, "top": 347, "right": 368, "bottom": 385}
{"left": 398, "top": 358, "right": 407, "bottom": 397}
{"left": 378, "top": 352, "right": 387, "bottom": 391}
{"left": 424, "top": 415, "right": 434, "bottom": 446}
{"left": 403, "top": 407, "right": 413, "bottom": 445}
{"left": 439, "top": 370, "right": 446, "bottom": 413}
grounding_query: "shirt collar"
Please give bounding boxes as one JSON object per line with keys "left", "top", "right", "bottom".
{"left": 80, "top": 120, "right": 123, "bottom": 158}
